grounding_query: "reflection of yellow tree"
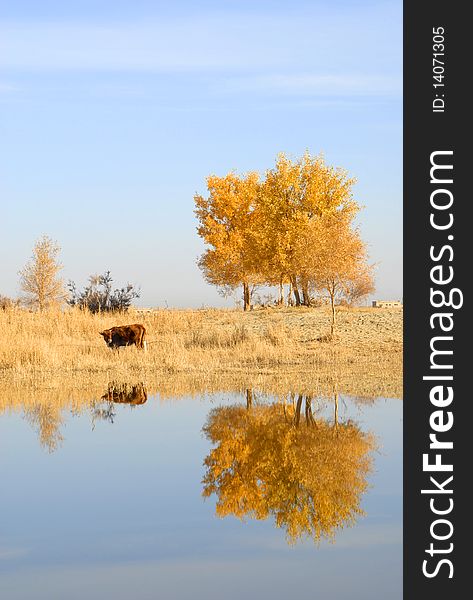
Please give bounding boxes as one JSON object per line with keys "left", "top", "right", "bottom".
{"left": 24, "top": 404, "right": 64, "bottom": 452}
{"left": 202, "top": 399, "right": 375, "bottom": 544}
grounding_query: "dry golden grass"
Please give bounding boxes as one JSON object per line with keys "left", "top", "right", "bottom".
{"left": 0, "top": 304, "right": 402, "bottom": 400}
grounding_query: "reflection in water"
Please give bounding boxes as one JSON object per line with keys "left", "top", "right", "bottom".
{"left": 202, "top": 391, "right": 376, "bottom": 544}
{"left": 1, "top": 385, "right": 402, "bottom": 600}
{"left": 91, "top": 382, "right": 148, "bottom": 428}
{"left": 100, "top": 382, "right": 148, "bottom": 405}
{"left": 92, "top": 382, "right": 147, "bottom": 428}
{"left": 13, "top": 372, "right": 375, "bottom": 563}
{"left": 24, "top": 403, "right": 64, "bottom": 453}
{"left": 12, "top": 384, "right": 379, "bottom": 546}
{"left": 3, "top": 373, "right": 394, "bottom": 453}
{"left": 21, "top": 382, "right": 148, "bottom": 449}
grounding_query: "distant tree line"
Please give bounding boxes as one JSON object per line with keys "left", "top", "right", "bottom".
{"left": 195, "top": 152, "right": 375, "bottom": 332}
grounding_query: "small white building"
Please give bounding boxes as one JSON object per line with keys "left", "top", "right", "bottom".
{"left": 372, "top": 300, "right": 403, "bottom": 308}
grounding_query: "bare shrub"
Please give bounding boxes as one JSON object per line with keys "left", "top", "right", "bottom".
{"left": 68, "top": 271, "right": 140, "bottom": 313}
{"left": 0, "top": 295, "right": 20, "bottom": 310}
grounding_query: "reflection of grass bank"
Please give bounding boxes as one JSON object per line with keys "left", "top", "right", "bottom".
{"left": 2, "top": 376, "right": 399, "bottom": 453}
{"left": 1, "top": 378, "right": 395, "bottom": 454}
{"left": 0, "top": 305, "right": 402, "bottom": 395}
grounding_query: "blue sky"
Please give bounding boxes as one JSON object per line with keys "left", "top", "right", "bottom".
{"left": 0, "top": 0, "right": 402, "bottom": 307}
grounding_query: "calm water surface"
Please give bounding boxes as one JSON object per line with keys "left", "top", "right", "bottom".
{"left": 0, "top": 390, "right": 402, "bottom": 600}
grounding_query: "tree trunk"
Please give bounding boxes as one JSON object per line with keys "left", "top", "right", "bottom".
{"left": 291, "top": 276, "right": 301, "bottom": 306}
{"left": 334, "top": 391, "right": 339, "bottom": 429}
{"left": 242, "top": 282, "right": 250, "bottom": 311}
{"left": 287, "top": 281, "right": 293, "bottom": 306}
{"left": 38, "top": 290, "right": 45, "bottom": 312}
{"left": 294, "top": 394, "right": 303, "bottom": 427}
{"left": 246, "top": 388, "right": 253, "bottom": 410}
{"left": 301, "top": 280, "right": 310, "bottom": 307}
{"left": 278, "top": 278, "right": 284, "bottom": 306}
{"left": 305, "top": 396, "right": 316, "bottom": 426}
{"left": 329, "top": 291, "right": 336, "bottom": 336}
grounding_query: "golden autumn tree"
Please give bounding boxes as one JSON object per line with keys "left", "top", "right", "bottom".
{"left": 295, "top": 214, "right": 374, "bottom": 335}
{"left": 195, "top": 172, "right": 262, "bottom": 310}
{"left": 194, "top": 153, "right": 368, "bottom": 310}
{"left": 202, "top": 399, "right": 375, "bottom": 544}
{"left": 258, "top": 152, "right": 358, "bottom": 306}
{"left": 19, "top": 235, "right": 67, "bottom": 311}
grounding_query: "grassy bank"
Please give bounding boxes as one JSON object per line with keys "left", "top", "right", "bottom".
{"left": 0, "top": 305, "right": 402, "bottom": 397}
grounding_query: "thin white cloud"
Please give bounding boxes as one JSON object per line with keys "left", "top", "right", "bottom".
{"left": 0, "top": 8, "right": 401, "bottom": 74}
{"left": 0, "top": 546, "right": 29, "bottom": 559}
{"left": 0, "top": 19, "right": 293, "bottom": 71}
{"left": 329, "top": 523, "right": 402, "bottom": 549}
{"left": 0, "top": 81, "right": 20, "bottom": 94}
{"left": 220, "top": 74, "right": 401, "bottom": 96}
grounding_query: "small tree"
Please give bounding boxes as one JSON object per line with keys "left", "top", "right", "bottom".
{"left": 19, "top": 236, "right": 66, "bottom": 311}
{"left": 345, "top": 269, "right": 376, "bottom": 306}
{"left": 295, "top": 215, "right": 374, "bottom": 336}
{"left": 67, "top": 271, "right": 140, "bottom": 313}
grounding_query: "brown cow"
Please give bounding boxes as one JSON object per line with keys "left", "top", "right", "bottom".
{"left": 99, "top": 324, "right": 147, "bottom": 350}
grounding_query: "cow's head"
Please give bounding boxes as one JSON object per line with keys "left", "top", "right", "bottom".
{"left": 99, "top": 330, "right": 113, "bottom": 347}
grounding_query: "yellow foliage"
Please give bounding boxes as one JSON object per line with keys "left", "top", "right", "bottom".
{"left": 195, "top": 172, "right": 262, "bottom": 306}
{"left": 202, "top": 399, "right": 376, "bottom": 544}
{"left": 18, "top": 235, "right": 67, "bottom": 311}
{"left": 194, "top": 152, "right": 369, "bottom": 316}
